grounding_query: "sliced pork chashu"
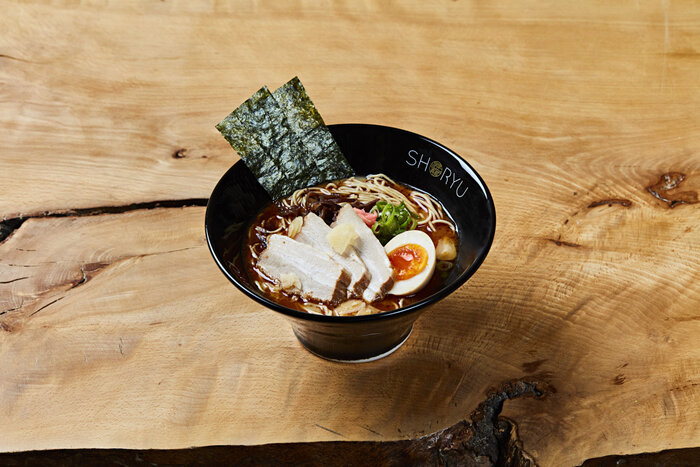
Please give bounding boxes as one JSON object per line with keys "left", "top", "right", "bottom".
{"left": 294, "top": 212, "right": 370, "bottom": 298}
{"left": 257, "top": 234, "right": 350, "bottom": 304}
{"left": 332, "top": 205, "right": 394, "bottom": 302}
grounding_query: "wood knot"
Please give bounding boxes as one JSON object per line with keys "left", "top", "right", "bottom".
{"left": 646, "top": 172, "right": 698, "bottom": 208}
{"left": 172, "top": 148, "right": 208, "bottom": 159}
{"left": 172, "top": 148, "right": 187, "bottom": 159}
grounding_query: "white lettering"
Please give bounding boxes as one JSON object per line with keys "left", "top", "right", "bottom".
{"left": 417, "top": 153, "right": 431, "bottom": 172}
{"left": 406, "top": 150, "right": 418, "bottom": 166}
{"left": 455, "top": 181, "right": 469, "bottom": 198}
{"left": 407, "top": 150, "right": 469, "bottom": 199}
{"left": 440, "top": 166, "right": 452, "bottom": 184}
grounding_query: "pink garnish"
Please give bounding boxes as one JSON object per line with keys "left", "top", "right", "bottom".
{"left": 354, "top": 208, "right": 377, "bottom": 227}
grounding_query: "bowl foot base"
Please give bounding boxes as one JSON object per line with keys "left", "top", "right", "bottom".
{"left": 295, "top": 325, "right": 413, "bottom": 363}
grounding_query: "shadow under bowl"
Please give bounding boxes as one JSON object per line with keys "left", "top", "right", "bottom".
{"left": 205, "top": 124, "right": 496, "bottom": 362}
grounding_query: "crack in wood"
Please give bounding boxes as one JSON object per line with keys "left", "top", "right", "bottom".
{"left": 0, "top": 53, "right": 32, "bottom": 63}
{"left": 73, "top": 266, "right": 88, "bottom": 289}
{"left": 314, "top": 424, "right": 346, "bottom": 438}
{"left": 359, "top": 425, "right": 383, "bottom": 436}
{"left": 0, "top": 198, "right": 208, "bottom": 244}
{"left": 28, "top": 296, "right": 64, "bottom": 317}
{"left": 68, "top": 262, "right": 110, "bottom": 291}
{"left": 0, "top": 218, "right": 27, "bottom": 246}
{"left": 547, "top": 238, "right": 581, "bottom": 248}
{"left": 646, "top": 172, "right": 698, "bottom": 208}
{"left": 587, "top": 198, "right": 632, "bottom": 208}
{"left": 0, "top": 299, "right": 23, "bottom": 317}
{"left": 0, "top": 276, "right": 29, "bottom": 284}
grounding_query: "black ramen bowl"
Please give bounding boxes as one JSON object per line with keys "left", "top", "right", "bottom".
{"left": 205, "top": 124, "right": 496, "bottom": 362}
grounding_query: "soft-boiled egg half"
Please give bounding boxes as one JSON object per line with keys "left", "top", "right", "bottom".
{"left": 384, "top": 230, "right": 436, "bottom": 296}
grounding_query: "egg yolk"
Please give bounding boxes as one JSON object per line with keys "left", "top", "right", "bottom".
{"left": 387, "top": 243, "right": 428, "bottom": 281}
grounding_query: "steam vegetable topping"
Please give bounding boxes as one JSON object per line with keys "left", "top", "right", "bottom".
{"left": 370, "top": 201, "right": 420, "bottom": 245}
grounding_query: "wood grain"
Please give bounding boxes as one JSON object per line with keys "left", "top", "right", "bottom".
{"left": 1, "top": 1, "right": 699, "bottom": 465}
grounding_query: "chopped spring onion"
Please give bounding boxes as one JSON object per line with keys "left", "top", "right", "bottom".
{"left": 369, "top": 201, "right": 420, "bottom": 245}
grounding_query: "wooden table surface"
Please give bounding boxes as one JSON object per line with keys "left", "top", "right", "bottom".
{"left": 1, "top": 1, "right": 699, "bottom": 465}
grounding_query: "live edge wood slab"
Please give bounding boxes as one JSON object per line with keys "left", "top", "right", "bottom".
{"left": 1, "top": 1, "right": 699, "bottom": 466}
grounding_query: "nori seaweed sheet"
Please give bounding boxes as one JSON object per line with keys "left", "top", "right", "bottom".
{"left": 215, "top": 113, "right": 264, "bottom": 160}
{"left": 274, "top": 77, "right": 354, "bottom": 184}
{"left": 232, "top": 87, "right": 287, "bottom": 151}
{"left": 217, "top": 86, "right": 293, "bottom": 196}
{"left": 299, "top": 125, "right": 354, "bottom": 181}
{"left": 256, "top": 163, "right": 289, "bottom": 200}
{"left": 318, "top": 144, "right": 355, "bottom": 180}
{"left": 248, "top": 87, "right": 317, "bottom": 196}
{"left": 272, "top": 77, "right": 325, "bottom": 134}
{"left": 269, "top": 133, "right": 316, "bottom": 197}
{"left": 216, "top": 77, "right": 354, "bottom": 200}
